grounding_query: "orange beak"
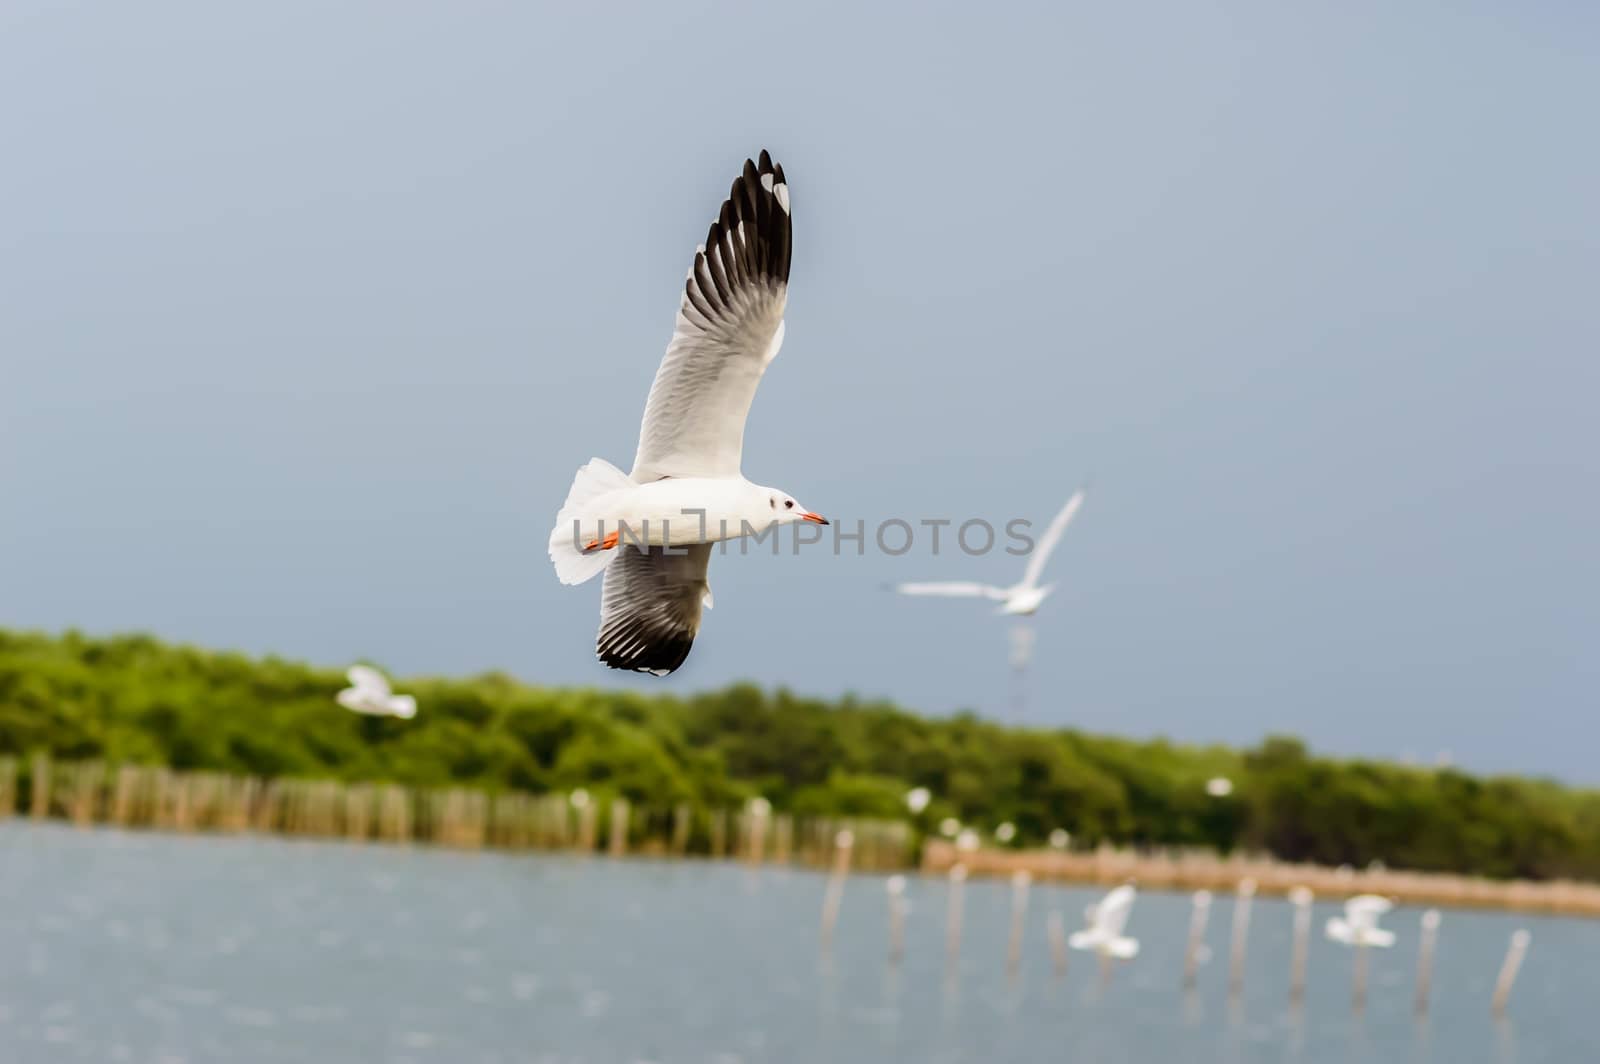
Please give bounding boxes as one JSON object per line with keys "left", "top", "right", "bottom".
{"left": 801, "top": 512, "right": 829, "bottom": 526}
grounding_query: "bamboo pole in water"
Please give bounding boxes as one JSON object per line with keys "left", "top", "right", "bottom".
{"left": 745, "top": 798, "right": 770, "bottom": 865}
{"left": 1229, "top": 877, "right": 1256, "bottom": 996}
{"left": 1490, "top": 929, "right": 1530, "bottom": 1017}
{"left": 670, "top": 803, "right": 692, "bottom": 856}
{"left": 773, "top": 814, "right": 794, "bottom": 865}
{"left": 1183, "top": 889, "right": 1212, "bottom": 989}
{"left": 1414, "top": 909, "right": 1441, "bottom": 1016}
{"left": 946, "top": 863, "right": 968, "bottom": 969}
{"left": 608, "top": 798, "right": 629, "bottom": 857}
{"left": 30, "top": 753, "right": 51, "bottom": 819}
{"left": 111, "top": 766, "right": 136, "bottom": 827}
{"left": 1006, "top": 870, "right": 1031, "bottom": 976}
{"left": 1289, "top": 886, "right": 1313, "bottom": 1003}
{"left": 886, "top": 874, "right": 907, "bottom": 965}
{"left": 0, "top": 757, "right": 16, "bottom": 818}
{"left": 1047, "top": 910, "right": 1069, "bottom": 978}
{"left": 709, "top": 809, "right": 728, "bottom": 859}
{"left": 819, "top": 829, "right": 854, "bottom": 949}
{"left": 170, "top": 772, "right": 192, "bottom": 833}
{"left": 69, "top": 762, "right": 103, "bottom": 826}
{"left": 573, "top": 792, "right": 597, "bottom": 852}
{"left": 1352, "top": 936, "right": 1370, "bottom": 1012}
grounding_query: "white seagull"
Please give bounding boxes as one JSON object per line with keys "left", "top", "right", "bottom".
{"left": 1068, "top": 883, "right": 1140, "bottom": 959}
{"left": 893, "top": 488, "right": 1087, "bottom": 616}
{"left": 1326, "top": 894, "right": 1396, "bottom": 948}
{"left": 336, "top": 665, "right": 416, "bottom": 719}
{"left": 547, "top": 151, "right": 826, "bottom": 675}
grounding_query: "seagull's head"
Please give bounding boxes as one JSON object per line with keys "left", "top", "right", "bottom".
{"left": 759, "top": 487, "right": 828, "bottom": 527}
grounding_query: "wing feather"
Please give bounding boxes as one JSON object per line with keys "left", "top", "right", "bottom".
{"left": 893, "top": 582, "right": 1009, "bottom": 600}
{"left": 596, "top": 545, "right": 714, "bottom": 675}
{"left": 631, "top": 151, "right": 791, "bottom": 481}
{"left": 1020, "top": 488, "right": 1087, "bottom": 590}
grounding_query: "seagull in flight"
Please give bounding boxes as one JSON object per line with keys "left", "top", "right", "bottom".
{"left": 336, "top": 665, "right": 416, "bottom": 719}
{"left": 1068, "top": 883, "right": 1140, "bottom": 959}
{"left": 893, "top": 488, "right": 1086, "bottom": 616}
{"left": 547, "top": 151, "right": 826, "bottom": 676}
{"left": 1326, "top": 894, "right": 1396, "bottom": 948}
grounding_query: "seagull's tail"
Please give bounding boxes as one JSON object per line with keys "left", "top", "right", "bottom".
{"left": 549, "top": 457, "right": 634, "bottom": 586}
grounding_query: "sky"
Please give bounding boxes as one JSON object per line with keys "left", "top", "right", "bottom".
{"left": 2, "top": 3, "right": 1597, "bottom": 780}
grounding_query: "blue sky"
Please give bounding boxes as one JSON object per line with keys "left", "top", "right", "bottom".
{"left": 2, "top": 3, "right": 1596, "bottom": 779}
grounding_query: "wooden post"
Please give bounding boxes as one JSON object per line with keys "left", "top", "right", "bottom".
{"left": 0, "top": 757, "right": 15, "bottom": 818}
{"left": 1414, "top": 909, "right": 1440, "bottom": 1016}
{"left": 1006, "top": 871, "right": 1031, "bottom": 976}
{"left": 608, "top": 798, "right": 629, "bottom": 857}
{"left": 110, "top": 766, "right": 134, "bottom": 827}
{"left": 70, "top": 762, "right": 103, "bottom": 826}
{"left": 171, "top": 772, "right": 192, "bottom": 832}
{"left": 1047, "top": 910, "right": 1069, "bottom": 977}
{"left": 1289, "top": 886, "right": 1313, "bottom": 1003}
{"left": 1229, "top": 877, "right": 1256, "bottom": 997}
{"left": 745, "top": 798, "right": 770, "bottom": 865}
{"left": 1183, "top": 890, "right": 1212, "bottom": 988}
{"left": 575, "top": 795, "right": 597, "bottom": 852}
{"left": 773, "top": 814, "right": 794, "bottom": 865}
{"left": 1490, "top": 929, "right": 1530, "bottom": 1017}
{"left": 29, "top": 752, "right": 50, "bottom": 819}
{"left": 345, "top": 785, "right": 372, "bottom": 842}
{"left": 709, "top": 808, "right": 728, "bottom": 859}
{"left": 886, "top": 874, "right": 907, "bottom": 965}
{"left": 819, "top": 829, "right": 854, "bottom": 949}
{"left": 153, "top": 769, "right": 173, "bottom": 830}
{"left": 1353, "top": 937, "right": 1370, "bottom": 1012}
{"left": 946, "top": 863, "right": 967, "bottom": 969}
{"left": 671, "top": 803, "right": 692, "bottom": 856}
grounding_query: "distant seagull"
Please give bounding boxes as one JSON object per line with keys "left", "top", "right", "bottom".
{"left": 1205, "top": 776, "right": 1234, "bottom": 798}
{"left": 336, "top": 665, "right": 416, "bottom": 719}
{"left": 893, "top": 488, "right": 1086, "bottom": 616}
{"left": 547, "top": 150, "right": 826, "bottom": 676}
{"left": 1069, "top": 883, "right": 1140, "bottom": 959}
{"left": 1326, "top": 894, "right": 1396, "bottom": 948}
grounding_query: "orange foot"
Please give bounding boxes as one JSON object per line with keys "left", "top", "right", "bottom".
{"left": 581, "top": 530, "right": 620, "bottom": 554}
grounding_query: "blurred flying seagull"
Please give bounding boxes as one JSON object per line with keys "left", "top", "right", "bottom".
{"left": 892, "top": 488, "right": 1086, "bottom": 616}
{"left": 336, "top": 665, "right": 416, "bottom": 719}
{"left": 547, "top": 150, "right": 826, "bottom": 676}
{"left": 1325, "top": 894, "right": 1396, "bottom": 948}
{"left": 1069, "top": 883, "right": 1140, "bottom": 959}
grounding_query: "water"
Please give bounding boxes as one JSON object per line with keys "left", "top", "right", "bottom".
{"left": 1, "top": 823, "right": 1593, "bottom": 1063}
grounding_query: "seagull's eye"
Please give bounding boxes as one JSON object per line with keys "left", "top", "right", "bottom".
{"left": 784, "top": 500, "right": 794, "bottom": 509}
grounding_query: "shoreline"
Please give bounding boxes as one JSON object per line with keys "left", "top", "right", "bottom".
{"left": 7, "top": 754, "right": 1598, "bottom": 918}
{"left": 920, "top": 840, "right": 1600, "bottom": 918}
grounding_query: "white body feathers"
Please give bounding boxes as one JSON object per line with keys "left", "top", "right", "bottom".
{"left": 336, "top": 665, "right": 416, "bottom": 719}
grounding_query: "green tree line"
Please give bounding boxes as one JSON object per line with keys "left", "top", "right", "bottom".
{"left": 2, "top": 627, "right": 1597, "bottom": 880}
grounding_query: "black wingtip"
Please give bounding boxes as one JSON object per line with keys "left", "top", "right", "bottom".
{"left": 598, "top": 632, "right": 695, "bottom": 676}
{"left": 681, "top": 151, "right": 792, "bottom": 320}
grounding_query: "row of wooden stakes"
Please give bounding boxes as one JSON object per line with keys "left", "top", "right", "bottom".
{"left": 830, "top": 840, "right": 1535, "bottom": 1018}
{"left": 0, "top": 755, "right": 911, "bottom": 869}
{"left": 921, "top": 838, "right": 1600, "bottom": 918}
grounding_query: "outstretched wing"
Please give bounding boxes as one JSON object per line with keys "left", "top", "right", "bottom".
{"left": 1096, "top": 885, "right": 1136, "bottom": 935}
{"left": 596, "top": 545, "right": 714, "bottom": 675}
{"left": 346, "top": 664, "right": 389, "bottom": 695}
{"left": 894, "top": 582, "right": 1009, "bottom": 600}
{"left": 1020, "top": 487, "right": 1087, "bottom": 590}
{"left": 631, "top": 151, "right": 792, "bottom": 482}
